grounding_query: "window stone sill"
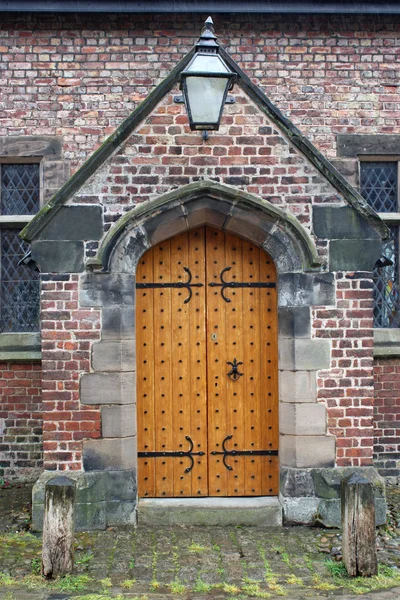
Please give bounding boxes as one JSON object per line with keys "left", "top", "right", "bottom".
{"left": 373, "top": 329, "right": 400, "bottom": 359}
{"left": 0, "top": 332, "right": 41, "bottom": 361}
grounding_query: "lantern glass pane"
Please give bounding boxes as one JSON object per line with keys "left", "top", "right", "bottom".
{"left": 186, "top": 76, "right": 229, "bottom": 126}
{"left": 187, "top": 52, "right": 230, "bottom": 74}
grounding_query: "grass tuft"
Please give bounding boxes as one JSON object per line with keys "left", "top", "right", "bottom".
{"left": 286, "top": 574, "right": 303, "bottom": 585}
{"left": 193, "top": 578, "right": 213, "bottom": 593}
{"left": 99, "top": 577, "right": 112, "bottom": 589}
{"left": 168, "top": 579, "right": 186, "bottom": 594}
{"left": 241, "top": 578, "right": 271, "bottom": 598}
{"left": 0, "top": 572, "right": 16, "bottom": 586}
{"left": 188, "top": 541, "right": 208, "bottom": 553}
{"left": 121, "top": 578, "right": 136, "bottom": 588}
{"left": 55, "top": 574, "right": 93, "bottom": 592}
{"left": 221, "top": 582, "right": 240, "bottom": 594}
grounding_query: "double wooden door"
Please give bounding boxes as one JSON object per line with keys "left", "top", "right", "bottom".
{"left": 136, "top": 226, "right": 278, "bottom": 498}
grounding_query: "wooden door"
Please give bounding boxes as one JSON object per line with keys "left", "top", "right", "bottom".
{"left": 136, "top": 226, "right": 278, "bottom": 498}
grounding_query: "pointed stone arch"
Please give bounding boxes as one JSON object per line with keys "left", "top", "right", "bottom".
{"left": 88, "top": 181, "right": 322, "bottom": 276}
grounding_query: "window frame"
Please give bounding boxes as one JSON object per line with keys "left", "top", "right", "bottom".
{"left": 358, "top": 155, "right": 400, "bottom": 223}
{"left": 359, "top": 155, "right": 400, "bottom": 356}
{"left": 0, "top": 136, "right": 66, "bottom": 361}
{"left": 336, "top": 134, "right": 400, "bottom": 356}
{"left": 0, "top": 160, "right": 43, "bottom": 339}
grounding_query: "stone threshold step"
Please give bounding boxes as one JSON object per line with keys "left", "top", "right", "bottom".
{"left": 138, "top": 496, "right": 282, "bottom": 527}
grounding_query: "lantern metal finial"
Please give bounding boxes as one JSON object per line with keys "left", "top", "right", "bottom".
{"left": 195, "top": 17, "right": 219, "bottom": 53}
{"left": 197, "top": 17, "right": 218, "bottom": 49}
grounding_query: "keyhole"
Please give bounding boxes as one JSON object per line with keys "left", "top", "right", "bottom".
{"left": 211, "top": 333, "right": 218, "bottom": 341}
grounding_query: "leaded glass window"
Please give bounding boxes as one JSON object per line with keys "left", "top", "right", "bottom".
{"left": 1, "top": 164, "right": 40, "bottom": 215}
{"left": 0, "top": 229, "right": 39, "bottom": 332}
{"left": 0, "top": 163, "right": 40, "bottom": 333}
{"left": 360, "top": 161, "right": 400, "bottom": 328}
{"left": 360, "top": 162, "right": 398, "bottom": 213}
{"left": 373, "top": 226, "right": 400, "bottom": 328}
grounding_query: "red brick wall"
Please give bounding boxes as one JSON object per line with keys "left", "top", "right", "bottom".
{"left": 41, "top": 275, "right": 101, "bottom": 471}
{"left": 374, "top": 358, "right": 400, "bottom": 477}
{"left": 315, "top": 273, "right": 375, "bottom": 467}
{"left": 0, "top": 12, "right": 399, "bottom": 169}
{"left": 0, "top": 12, "right": 399, "bottom": 476}
{"left": 0, "top": 361, "right": 42, "bottom": 482}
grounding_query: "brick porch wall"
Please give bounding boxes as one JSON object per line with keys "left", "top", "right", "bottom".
{"left": 0, "top": 361, "right": 42, "bottom": 482}
{"left": 40, "top": 274, "right": 102, "bottom": 471}
{"left": 374, "top": 358, "right": 400, "bottom": 478}
{"left": 315, "top": 272, "right": 376, "bottom": 468}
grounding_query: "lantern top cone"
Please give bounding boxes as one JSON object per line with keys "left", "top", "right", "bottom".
{"left": 180, "top": 17, "right": 236, "bottom": 131}
{"left": 196, "top": 16, "right": 219, "bottom": 51}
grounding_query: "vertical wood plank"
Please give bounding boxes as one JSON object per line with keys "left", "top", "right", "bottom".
{"left": 153, "top": 240, "right": 173, "bottom": 497}
{"left": 225, "top": 233, "right": 245, "bottom": 496}
{"left": 242, "top": 242, "right": 262, "bottom": 496}
{"left": 188, "top": 227, "right": 208, "bottom": 496}
{"left": 137, "top": 248, "right": 156, "bottom": 498}
{"left": 260, "top": 251, "right": 279, "bottom": 495}
{"left": 171, "top": 232, "right": 190, "bottom": 496}
{"left": 206, "top": 227, "right": 228, "bottom": 496}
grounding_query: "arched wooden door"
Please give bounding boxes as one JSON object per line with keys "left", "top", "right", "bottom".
{"left": 136, "top": 226, "right": 278, "bottom": 498}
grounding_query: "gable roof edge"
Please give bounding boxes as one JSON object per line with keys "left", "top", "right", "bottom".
{"left": 20, "top": 47, "right": 195, "bottom": 242}
{"left": 219, "top": 47, "right": 389, "bottom": 241}
{"left": 21, "top": 43, "right": 389, "bottom": 243}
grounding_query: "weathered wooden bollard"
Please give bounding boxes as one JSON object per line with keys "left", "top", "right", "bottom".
{"left": 341, "top": 473, "right": 378, "bottom": 577}
{"left": 42, "top": 476, "right": 76, "bottom": 579}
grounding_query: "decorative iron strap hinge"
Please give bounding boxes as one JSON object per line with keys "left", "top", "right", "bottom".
{"left": 211, "top": 435, "right": 278, "bottom": 471}
{"left": 209, "top": 266, "right": 276, "bottom": 302}
{"left": 136, "top": 266, "right": 203, "bottom": 303}
{"left": 138, "top": 435, "right": 205, "bottom": 473}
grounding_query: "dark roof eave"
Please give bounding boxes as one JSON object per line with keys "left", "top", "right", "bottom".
{"left": 1, "top": 1, "right": 400, "bottom": 14}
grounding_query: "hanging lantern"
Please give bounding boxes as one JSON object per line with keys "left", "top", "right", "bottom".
{"left": 180, "top": 17, "right": 236, "bottom": 131}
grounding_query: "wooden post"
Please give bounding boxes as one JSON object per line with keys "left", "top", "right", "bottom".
{"left": 42, "top": 476, "right": 76, "bottom": 579}
{"left": 341, "top": 473, "right": 378, "bottom": 577}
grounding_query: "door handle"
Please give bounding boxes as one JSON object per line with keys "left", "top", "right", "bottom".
{"left": 227, "top": 358, "right": 243, "bottom": 381}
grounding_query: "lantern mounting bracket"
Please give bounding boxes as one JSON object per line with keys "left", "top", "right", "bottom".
{"left": 174, "top": 94, "right": 235, "bottom": 104}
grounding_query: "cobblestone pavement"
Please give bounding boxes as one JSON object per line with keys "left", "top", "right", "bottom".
{"left": 0, "top": 483, "right": 399, "bottom": 600}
